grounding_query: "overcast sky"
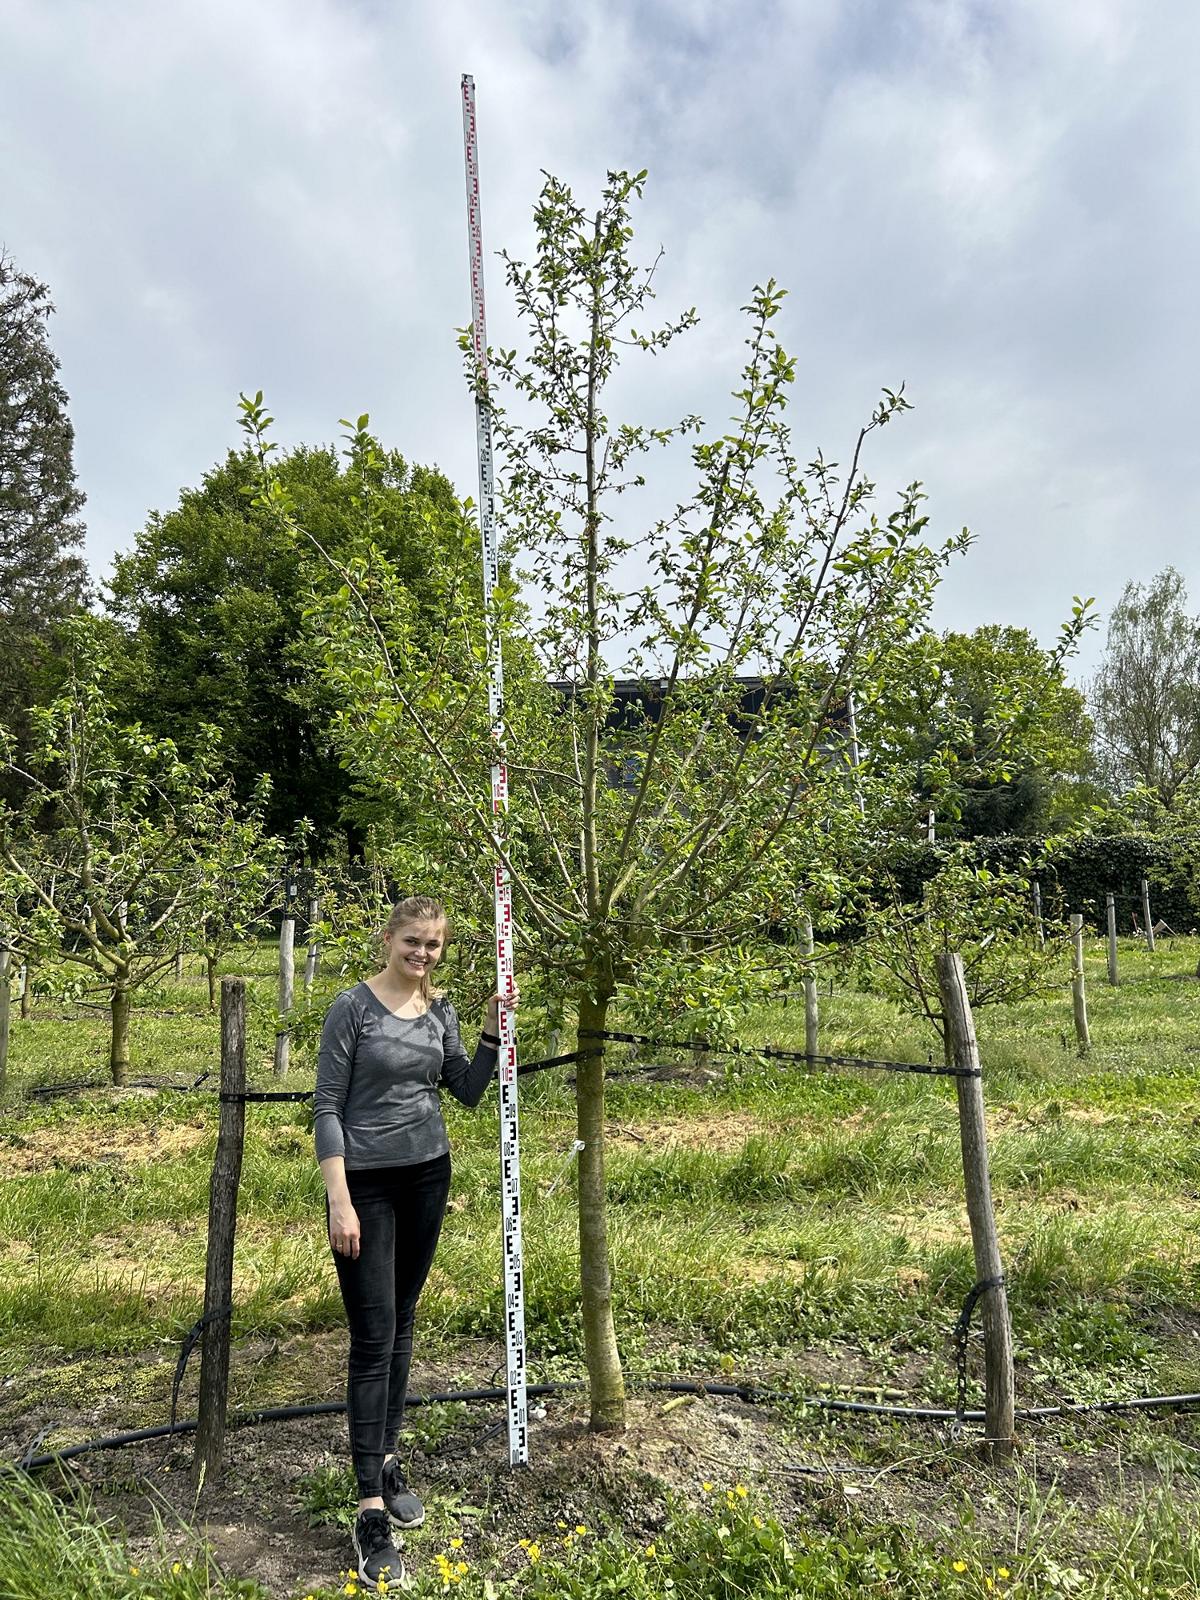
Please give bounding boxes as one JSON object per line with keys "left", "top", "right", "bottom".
{"left": 3, "top": 0, "right": 1197, "bottom": 680}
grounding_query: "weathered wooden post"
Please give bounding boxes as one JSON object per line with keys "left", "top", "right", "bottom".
{"left": 1070, "top": 913, "right": 1090, "bottom": 1053}
{"left": 192, "top": 977, "right": 246, "bottom": 1494}
{"left": 19, "top": 962, "right": 31, "bottom": 1019}
{"left": 302, "top": 896, "right": 321, "bottom": 1001}
{"left": 0, "top": 946, "right": 12, "bottom": 1096}
{"left": 936, "top": 952, "right": 1015, "bottom": 1462}
{"left": 1106, "top": 892, "right": 1119, "bottom": 986}
{"left": 174, "top": 947, "right": 185, "bottom": 981}
{"left": 801, "top": 914, "right": 819, "bottom": 1058}
{"left": 273, "top": 887, "right": 296, "bottom": 1077}
{"left": 1141, "top": 878, "right": 1155, "bottom": 953}
{"left": 1032, "top": 880, "right": 1044, "bottom": 950}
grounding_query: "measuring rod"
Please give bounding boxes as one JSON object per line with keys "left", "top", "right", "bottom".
{"left": 461, "top": 72, "right": 529, "bottom": 1468}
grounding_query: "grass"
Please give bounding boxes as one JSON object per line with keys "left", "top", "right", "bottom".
{"left": 1, "top": 932, "right": 1199, "bottom": 1595}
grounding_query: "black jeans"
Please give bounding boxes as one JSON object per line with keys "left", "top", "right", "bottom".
{"left": 327, "top": 1151, "right": 452, "bottom": 1497}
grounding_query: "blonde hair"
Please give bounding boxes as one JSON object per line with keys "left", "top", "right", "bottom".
{"left": 384, "top": 896, "right": 450, "bottom": 1004}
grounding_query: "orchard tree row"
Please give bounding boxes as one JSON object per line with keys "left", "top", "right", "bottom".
{"left": 3, "top": 179, "right": 1200, "bottom": 1432}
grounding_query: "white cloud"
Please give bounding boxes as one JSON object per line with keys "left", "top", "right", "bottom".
{"left": 1, "top": 0, "right": 1197, "bottom": 672}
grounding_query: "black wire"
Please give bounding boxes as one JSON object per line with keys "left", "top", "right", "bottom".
{"left": 581, "top": 1029, "right": 981, "bottom": 1080}
{"left": 12, "top": 1380, "right": 1200, "bottom": 1473}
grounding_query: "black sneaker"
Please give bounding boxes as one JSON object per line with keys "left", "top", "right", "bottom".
{"left": 381, "top": 1455, "right": 425, "bottom": 1528}
{"left": 353, "top": 1508, "right": 405, "bottom": 1590}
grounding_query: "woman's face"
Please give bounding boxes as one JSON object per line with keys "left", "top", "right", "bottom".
{"left": 386, "top": 919, "right": 446, "bottom": 980}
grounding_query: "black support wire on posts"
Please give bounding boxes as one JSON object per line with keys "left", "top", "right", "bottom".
{"left": 579, "top": 1028, "right": 982, "bottom": 1080}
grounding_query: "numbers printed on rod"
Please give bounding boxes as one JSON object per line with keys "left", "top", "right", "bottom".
{"left": 462, "top": 72, "right": 530, "bottom": 1469}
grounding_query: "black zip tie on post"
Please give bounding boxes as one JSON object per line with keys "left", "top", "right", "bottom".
{"left": 580, "top": 1028, "right": 982, "bottom": 1081}
{"left": 952, "top": 1275, "right": 1005, "bottom": 1433}
{"left": 170, "top": 1304, "right": 232, "bottom": 1431}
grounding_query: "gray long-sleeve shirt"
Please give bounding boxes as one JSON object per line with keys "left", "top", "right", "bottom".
{"left": 314, "top": 982, "right": 498, "bottom": 1170}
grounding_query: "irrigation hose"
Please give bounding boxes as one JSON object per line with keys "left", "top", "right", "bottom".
{"left": 10, "top": 1379, "right": 1200, "bottom": 1475}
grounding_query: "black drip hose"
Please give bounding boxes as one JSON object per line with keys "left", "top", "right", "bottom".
{"left": 11, "top": 1379, "right": 1200, "bottom": 1474}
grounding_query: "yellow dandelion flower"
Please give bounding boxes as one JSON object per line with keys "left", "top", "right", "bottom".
{"left": 576, "top": 1524, "right": 588, "bottom": 1535}
{"left": 129, "top": 1569, "right": 140, "bottom": 1577}
{"left": 377, "top": 1583, "right": 388, "bottom": 1595}
{"left": 562, "top": 1534, "right": 574, "bottom": 1547}
{"left": 753, "top": 1515, "right": 764, "bottom": 1529}
{"left": 986, "top": 1581, "right": 994, "bottom": 1593}
{"left": 518, "top": 1538, "right": 530, "bottom": 1549}
{"left": 455, "top": 1562, "right": 468, "bottom": 1575}
{"left": 528, "top": 1542, "right": 542, "bottom": 1563}
{"left": 449, "top": 1538, "right": 464, "bottom": 1549}
{"left": 172, "top": 1563, "right": 182, "bottom": 1576}
{"left": 701, "top": 1481, "right": 713, "bottom": 1492}
{"left": 953, "top": 1560, "right": 967, "bottom": 1573}
{"left": 998, "top": 1569, "right": 1011, "bottom": 1580}
{"left": 645, "top": 1544, "right": 657, "bottom": 1558}
{"left": 735, "top": 1484, "right": 748, "bottom": 1498}
{"left": 556, "top": 1520, "right": 568, "bottom": 1530}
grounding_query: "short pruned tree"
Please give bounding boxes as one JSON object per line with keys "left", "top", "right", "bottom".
{"left": 857, "top": 851, "right": 1066, "bottom": 1063}
{"left": 241, "top": 170, "right": 970, "bottom": 1431}
{"left": 0, "top": 618, "right": 270, "bottom": 1082}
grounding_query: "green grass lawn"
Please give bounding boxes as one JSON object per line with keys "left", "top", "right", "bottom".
{"left": 1, "top": 933, "right": 1198, "bottom": 1598}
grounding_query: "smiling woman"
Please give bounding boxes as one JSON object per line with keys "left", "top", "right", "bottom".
{"left": 312, "top": 893, "right": 514, "bottom": 1591}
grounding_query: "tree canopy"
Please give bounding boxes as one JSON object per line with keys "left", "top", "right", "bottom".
{"left": 104, "top": 432, "right": 481, "bottom": 850}
{"left": 1090, "top": 567, "right": 1200, "bottom": 810}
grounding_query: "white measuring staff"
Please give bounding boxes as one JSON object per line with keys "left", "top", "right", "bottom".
{"left": 461, "top": 72, "right": 529, "bottom": 1468}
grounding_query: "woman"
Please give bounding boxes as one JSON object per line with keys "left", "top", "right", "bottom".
{"left": 314, "top": 894, "right": 512, "bottom": 1591}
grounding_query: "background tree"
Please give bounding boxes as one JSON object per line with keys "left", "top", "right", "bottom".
{"left": 0, "top": 250, "right": 89, "bottom": 791}
{"left": 0, "top": 617, "right": 261, "bottom": 1082}
{"left": 863, "top": 621, "right": 1096, "bottom": 838}
{"left": 1090, "top": 567, "right": 1200, "bottom": 810}
{"left": 243, "top": 171, "right": 971, "bottom": 1430}
{"left": 105, "top": 431, "right": 479, "bottom": 850}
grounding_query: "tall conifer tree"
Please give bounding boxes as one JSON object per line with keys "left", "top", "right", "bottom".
{"left": 0, "top": 250, "right": 89, "bottom": 762}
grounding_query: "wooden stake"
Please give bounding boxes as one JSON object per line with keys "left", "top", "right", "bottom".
{"left": 1070, "top": 913, "right": 1090, "bottom": 1053}
{"left": 192, "top": 977, "right": 246, "bottom": 1494}
{"left": 1106, "top": 892, "right": 1118, "bottom": 986}
{"left": 274, "top": 913, "right": 295, "bottom": 1077}
{"left": 1032, "top": 880, "right": 1044, "bottom": 950}
{"left": 19, "top": 962, "right": 31, "bottom": 1019}
{"left": 1141, "top": 878, "right": 1155, "bottom": 953}
{"left": 801, "top": 915, "right": 819, "bottom": 1058}
{"left": 936, "top": 952, "right": 1015, "bottom": 1462}
{"left": 0, "top": 947, "right": 11, "bottom": 1097}
{"left": 303, "top": 896, "right": 321, "bottom": 1000}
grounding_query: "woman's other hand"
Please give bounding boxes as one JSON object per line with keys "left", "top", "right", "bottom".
{"left": 329, "top": 1198, "right": 362, "bottom": 1258}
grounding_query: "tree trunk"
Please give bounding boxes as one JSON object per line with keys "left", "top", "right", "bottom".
{"left": 0, "top": 949, "right": 11, "bottom": 1097}
{"left": 19, "top": 963, "right": 31, "bottom": 1019}
{"left": 574, "top": 984, "right": 625, "bottom": 1431}
{"left": 110, "top": 981, "right": 132, "bottom": 1086}
{"left": 206, "top": 954, "right": 218, "bottom": 1011}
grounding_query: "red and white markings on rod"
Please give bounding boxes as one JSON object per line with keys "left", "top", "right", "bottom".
{"left": 462, "top": 73, "right": 529, "bottom": 1468}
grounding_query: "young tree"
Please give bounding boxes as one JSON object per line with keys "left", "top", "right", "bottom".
{"left": 857, "top": 852, "right": 1065, "bottom": 1063}
{"left": 1090, "top": 568, "right": 1200, "bottom": 810}
{"left": 241, "top": 171, "right": 969, "bottom": 1430}
{"left": 0, "top": 618, "right": 265, "bottom": 1082}
{"left": 0, "top": 250, "right": 90, "bottom": 787}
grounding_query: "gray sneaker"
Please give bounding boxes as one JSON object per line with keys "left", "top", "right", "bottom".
{"left": 353, "top": 1508, "right": 405, "bottom": 1590}
{"left": 381, "top": 1456, "right": 425, "bottom": 1528}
